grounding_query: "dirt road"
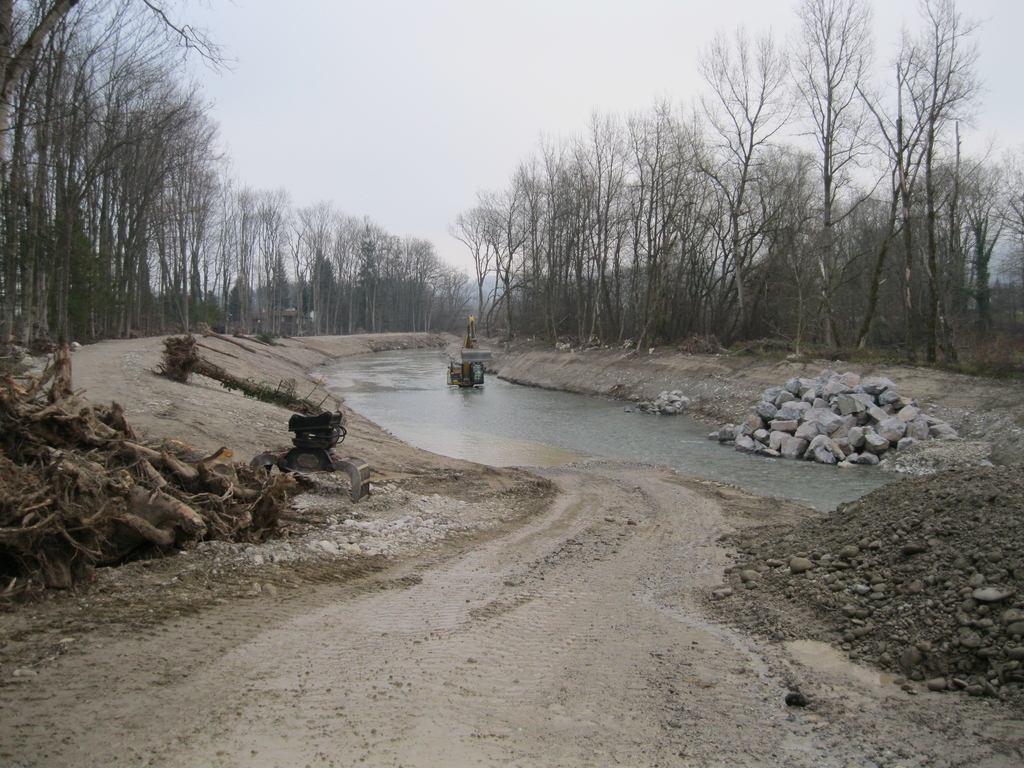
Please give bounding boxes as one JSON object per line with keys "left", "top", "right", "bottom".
{"left": 2, "top": 334, "right": 1024, "bottom": 766}
{"left": 4, "top": 459, "right": 1022, "bottom": 767}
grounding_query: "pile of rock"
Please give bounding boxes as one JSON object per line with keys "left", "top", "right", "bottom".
{"left": 625, "top": 390, "right": 691, "bottom": 415}
{"left": 710, "top": 464, "right": 1024, "bottom": 699}
{"left": 711, "top": 369, "right": 959, "bottom": 466}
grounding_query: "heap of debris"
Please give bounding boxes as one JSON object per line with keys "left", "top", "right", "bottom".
{"left": 625, "top": 390, "right": 691, "bottom": 415}
{"left": 711, "top": 464, "right": 1024, "bottom": 700}
{"left": 0, "top": 344, "right": 296, "bottom": 595}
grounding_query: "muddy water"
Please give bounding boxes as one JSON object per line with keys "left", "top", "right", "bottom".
{"left": 323, "top": 348, "right": 893, "bottom": 511}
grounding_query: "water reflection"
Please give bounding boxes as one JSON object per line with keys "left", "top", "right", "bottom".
{"left": 322, "top": 349, "right": 894, "bottom": 511}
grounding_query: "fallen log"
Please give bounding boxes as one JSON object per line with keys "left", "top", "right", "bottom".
{"left": 157, "top": 334, "right": 318, "bottom": 413}
{"left": 127, "top": 485, "right": 207, "bottom": 544}
{"left": 116, "top": 440, "right": 201, "bottom": 488}
{"left": 197, "top": 461, "right": 261, "bottom": 503}
{"left": 233, "top": 333, "right": 271, "bottom": 346}
{"left": 197, "top": 340, "right": 241, "bottom": 359}
{"left": 196, "top": 322, "right": 260, "bottom": 353}
{"left": 118, "top": 513, "right": 175, "bottom": 548}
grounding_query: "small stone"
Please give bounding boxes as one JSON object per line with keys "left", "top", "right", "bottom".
{"left": 900, "top": 647, "right": 924, "bottom": 670}
{"left": 784, "top": 692, "right": 809, "bottom": 707}
{"left": 973, "top": 587, "right": 1014, "bottom": 602}
{"left": 788, "top": 557, "right": 814, "bottom": 574}
{"left": 262, "top": 583, "right": 279, "bottom": 597}
{"left": 958, "top": 631, "right": 983, "bottom": 649}
{"left": 319, "top": 540, "right": 339, "bottom": 555}
{"left": 926, "top": 677, "right": 947, "bottom": 691}
{"left": 1005, "top": 620, "right": 1024, "bottom": 637}
{"left": 739, "top": 570, "right": 760, "bottom": 583}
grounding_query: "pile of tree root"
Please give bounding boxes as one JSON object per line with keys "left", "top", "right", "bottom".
{"left": 0, "top": 344, "right": 296, "bottom": 595}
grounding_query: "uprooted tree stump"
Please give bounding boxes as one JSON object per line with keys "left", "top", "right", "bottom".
{"left": 157, "top": 334, "right": 320, "bottom": 413}
{"left": 0, "top": 343, "right": 299, "bottom": 595}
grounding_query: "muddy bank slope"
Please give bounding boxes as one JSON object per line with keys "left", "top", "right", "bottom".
{"left": 66, "top": 331, "right": 454, "bottom": 473}
{"left": 493, "top": 345, "right": 1024, "bottom": 462}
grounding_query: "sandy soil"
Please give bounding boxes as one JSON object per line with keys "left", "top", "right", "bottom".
{"left": 1, "top": 334, "right": 1023, "bottom": 767}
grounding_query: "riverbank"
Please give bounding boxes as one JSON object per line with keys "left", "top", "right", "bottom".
{"left": 2, "top": 332, "right": 1023, "bottom": 766}
{"left": 61, "top": 331, "right": 455, "bottom": 469}
{"left": 492, "top": 342, "right": 1024, "bottom": 465}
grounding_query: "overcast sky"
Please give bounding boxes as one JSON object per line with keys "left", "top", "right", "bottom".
{"left": 189, "top": 0, "right": 1024, "bottom": 273}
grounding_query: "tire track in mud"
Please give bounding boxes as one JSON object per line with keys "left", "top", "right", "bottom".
{"left": 149, "top": 464, "right": 825, "bottom": 766}
{"left": 3, "top": 461, "right": 1020, "bottom": 767}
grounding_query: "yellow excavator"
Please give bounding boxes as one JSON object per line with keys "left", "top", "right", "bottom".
{"left": 447, "top": 316, "right": 491, "bottom": 387}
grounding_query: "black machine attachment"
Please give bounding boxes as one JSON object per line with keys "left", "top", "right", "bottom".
{"left": 287, "top": 411, "right": 345, "bottom": 452}
{"left": 250, "top": 411, "right": 371, "bottom": 502}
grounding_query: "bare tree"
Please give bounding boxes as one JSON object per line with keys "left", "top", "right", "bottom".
{"left": 0, "top": 0, "right": 81, "bottom": 196}
{"left": 997, "top": 147, "right": 1024, "bottom": 327}
{"left": 294, "top": 201, "right": 337, "bottom": 335}
{"left": 699, "top": 27, "right": 791, "bottom": 340}
{"left": 0, "top": 0, "right": 223, "bottom": 342}
{"left": 252, "top": 188, "right": 291, "bottom": 335}
{"left": 479, "top": 181, "right": 528, "bottom": 339}
{"left": 449, "top": 206, "right": 494, "bottom": 332}
{"left": 433, "top": 264, "right": 470, "bottom": 330}
{"left": 901, "top": 0, "right": 981, "bottom": 360}
{"left": 330, "top": 212, "right": 363, "bottom": 333}
{"left": 953, "top": 154, "right": 1001, "bottom": 334}
{"left": 793, "top": 0, "right": 874, "bottom": 345}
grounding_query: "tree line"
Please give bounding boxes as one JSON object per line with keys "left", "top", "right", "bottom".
{"left": 452, "top": 0, "right": 1024, "bottom": 363}
{"left": 4, "top": 0, "right": 1023, "bottom": 360}
{"left": 0, "top": 0, "right": 470, "bottom": 346}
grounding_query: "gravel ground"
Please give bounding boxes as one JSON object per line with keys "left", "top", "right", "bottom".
{"left": 709, "top": 464, "right": 1024, "bottom": 706}
{"left": 2, "top": 335, "right": 1023, "bottom": 767}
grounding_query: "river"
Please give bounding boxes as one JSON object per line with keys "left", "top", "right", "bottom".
{"left": 323, "top": 348, "right": 894, "bottom": 511}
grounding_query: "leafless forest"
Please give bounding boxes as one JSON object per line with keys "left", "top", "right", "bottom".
{"left": 2, "top": 0, "right": 1023, "bottom": 365}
